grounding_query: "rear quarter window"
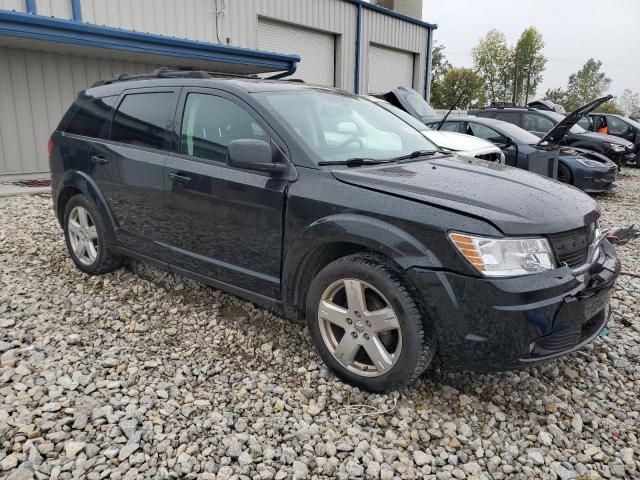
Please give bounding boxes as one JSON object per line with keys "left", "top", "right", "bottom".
{"left": 62, "top": 95, "right": 118, "bottom": 139}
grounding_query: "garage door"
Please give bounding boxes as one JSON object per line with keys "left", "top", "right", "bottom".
{"left": 258, "top": 19, "right": 335, "bottom": 86}
{"left": 0, "top": 46, "right": 156, "bottom": 175}
{"left": 367, "top": 44, "right": 414, "bottom": 94}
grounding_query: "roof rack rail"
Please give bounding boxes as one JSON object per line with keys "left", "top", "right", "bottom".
{"left": 91, "top": 67, "right": 260, "bottom": 87}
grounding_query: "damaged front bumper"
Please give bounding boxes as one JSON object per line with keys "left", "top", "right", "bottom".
{"left": 408, "top": 240, "right": 621, "bottom": 371}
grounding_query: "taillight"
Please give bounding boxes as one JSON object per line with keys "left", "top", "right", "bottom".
{"left": 47, "top": 137, "right": 54, "bottom": 155}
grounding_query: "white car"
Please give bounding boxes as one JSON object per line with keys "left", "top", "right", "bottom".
{"left": 367, "top": 97, "right": 505, "bottom": 163}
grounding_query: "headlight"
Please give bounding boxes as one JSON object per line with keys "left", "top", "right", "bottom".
{"left": 449, "top": 232, "right": 556, "bottom": 277}
{"left": 576, "top": 158, "right": 603, "bottom": 168}
{"left": 604, "top": 142, "right": 625, "bottom": 152}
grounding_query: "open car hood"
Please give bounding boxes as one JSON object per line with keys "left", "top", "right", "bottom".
{"left": 538, "top": 95, "right": 613, "bottom": 146}
{"left": 377, "top": 86, "right": 441, "bottom": 124}
{"left": 421, "top": 130, "right": 499, "bottom": 152}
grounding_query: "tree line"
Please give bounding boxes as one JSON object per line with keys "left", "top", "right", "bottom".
{"left": 430, "top": 28, "right": 640, "bottom": 118}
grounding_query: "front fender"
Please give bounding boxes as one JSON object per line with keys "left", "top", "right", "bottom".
{"left": 282, "top": 213, "right": 444, "bottom": 314}
{"left": 55, "top": 170, "right": 117, "bottom": 235}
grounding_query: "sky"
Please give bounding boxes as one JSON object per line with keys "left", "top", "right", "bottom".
{"left": 421, "top": 0, "right": 640, "bottom": 100}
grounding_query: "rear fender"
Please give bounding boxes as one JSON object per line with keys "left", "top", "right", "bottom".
{"left": 55, "top": 170, "right": 117, "bottom": 235}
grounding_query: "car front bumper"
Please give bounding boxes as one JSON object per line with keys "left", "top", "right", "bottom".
{"left": 574, "top": 166, "right": 617, "bottom": 193}
{"left": 408, "top": 240, "right": 620, "bottom": 371}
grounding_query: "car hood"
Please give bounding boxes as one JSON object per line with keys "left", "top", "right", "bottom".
{"left": 575, "top": 131, "right": 632, "bottom": 146}
{"left": 539, "top": 95, "right": 613, "bottom": 145}
{"left": 421, "top": 130, "right": 498, "bottom": 151}
{"left": 331, "top": 155, "right": 599, "bottom": 236}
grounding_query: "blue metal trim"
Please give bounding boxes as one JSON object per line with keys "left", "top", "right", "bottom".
{"left": 344, "top": 0, "right": 437, "bottom": 30}
{"left": 25, "top": 0, "right": 37, "bottom": 14}
{"left": 354, "top": 3, "right": 362, "bottom": 94}
{"left": 424, "top": 28, "right": 433, "bottom": 100}
{"left": 70, "top": 0, "right": 81, "bottom": 21}
{"left": 0, "top": 11, "right": 299, "bottom": 72}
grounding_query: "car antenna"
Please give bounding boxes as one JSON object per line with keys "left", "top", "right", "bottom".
{"left": 434, "top": 91, "right": 466, "bottom": 131}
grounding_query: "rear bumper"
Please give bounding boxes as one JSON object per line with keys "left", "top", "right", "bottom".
{"left": 408, "top": 240, "right": 620, "bottom": 371}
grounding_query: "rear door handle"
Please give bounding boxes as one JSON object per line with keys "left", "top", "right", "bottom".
{"left": 91, "top": 155, "right": 109, "bottom": 165}
{"left": 168, "top": 172, "right": 191, "bottom": 183}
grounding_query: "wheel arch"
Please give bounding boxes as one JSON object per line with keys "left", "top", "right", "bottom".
{"left": 55, "top": 170, "right": 116, "bottom": 236}
{"left": 282, "top": 214, "right": 440, "bottom": 320}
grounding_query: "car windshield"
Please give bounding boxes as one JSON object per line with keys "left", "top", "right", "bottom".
{"left": 545, "top": 111, "right": 587, "bottom": 134}
{"left": 405, "top": 93, "right": 440, "bottom": 122}
{"left": 257, "top": 90, "right": 438, "bottom": 164}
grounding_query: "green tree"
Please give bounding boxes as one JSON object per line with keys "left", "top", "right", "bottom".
{"left": 564, "top": 59, "right": 611, "bottom": 110}
{"left": 429, "top": 41, "right": 452, "bottom": 108}
{"left": 437, "top": 67, "right": 486, "bottom": 109}
{"left": 472, "top": 30, "right": 512, "bottom": 103}
{"left": 620, "top": 89, "right": 640, "bottom": 117}
{"left": 596, "top": 100, "right": 624, "bottom": 115}
{"left": 513, "top": 27, "right": 547, "bottom": 104}
{"left": 544, "top": 87, "right": 569, "bottom": 107}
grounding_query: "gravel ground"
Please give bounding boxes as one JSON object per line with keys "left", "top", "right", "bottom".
{"left": 0, "top": 170, "right": 639, "bottom": 480}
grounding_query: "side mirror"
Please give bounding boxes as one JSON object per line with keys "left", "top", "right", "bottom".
{"left": 502, "top": 137, "right": 513, "bottom": 147}
{"left": 226, "top": 139, "right": 287, "bottom": 174}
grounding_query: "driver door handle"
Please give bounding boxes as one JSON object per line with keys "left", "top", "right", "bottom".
{"left": 168, "top": 172, "right": 191, "bottom": 183}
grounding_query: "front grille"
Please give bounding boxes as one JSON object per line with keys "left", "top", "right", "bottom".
{"left": 536, "top": 329, "right": 580, "bottom": 352}
{"left": 475, "top": 152, "right": 500, "bottom": 162}
{"left": 548, "top": 225, "right": 595, "bottom": 268}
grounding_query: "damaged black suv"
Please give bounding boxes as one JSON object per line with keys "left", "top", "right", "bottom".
{"left": 49, "top": 70, "right": 620, "bottom": 392}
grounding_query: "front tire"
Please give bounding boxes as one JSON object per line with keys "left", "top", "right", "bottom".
{"left": 63, "top": 194, "right": 122, "bottom": 275}
{"left": 306, "top": 253, "right": 436, "bottom": 392}
{"left": 557, "top": 162, "right": 573, "bottom": 185}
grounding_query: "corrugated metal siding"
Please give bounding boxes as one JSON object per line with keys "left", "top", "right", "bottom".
{"left": 0, "top": 0, "right": 24, "bottom": 12}
{"left": 80, "top": 0, "right": 356, "bottom": 91}
{"left": 80, "top": 0, "right": 222, "bottom": 44}
{"left": 257, "top": 18, "right": 335, "bottom": 86}
{"left": 225, "top": 0, "right": 357, "bottom": 90}
{"left": 0, "top": 46, "right": 156, "bottom": 175}
{"left": 360, "top": 8, "right": 427, "bottom": 95}
{"left": 367, "top": 44, "right": 414, "bottom": 94}
{"left": 37, "top": 0, "right": 73, "bottom": 19}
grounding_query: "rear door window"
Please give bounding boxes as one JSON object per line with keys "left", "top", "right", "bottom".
{"left": 180, "top": 93, "right": 269, "bottom": 162}
{"left": 63, "top": 95, "right": 117, "bottom": 139}
{"left": 110, "top": 92, "right": 177, "bottom": 150}
{"left": 440, "top": 122, "right": 462, "bottom": 133}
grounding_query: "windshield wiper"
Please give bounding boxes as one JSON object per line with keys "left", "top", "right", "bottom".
{"left": 317, "top": 157, "right": 397, "bottom": 167}
{"left": 391, "top": 149, "right": 440, "bottom": 162}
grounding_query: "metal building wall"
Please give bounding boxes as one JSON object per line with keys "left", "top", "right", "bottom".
{"left": 0, "top": 46, "right": 156, "bottom": 174}
{"left": 0, "top": 0, "right": 23, "bottom": 12}
{"left": 78, "top": 0, "right": 358, "bottom": 91}
{"left": 359, "top": 7, "right": 428, "bottom": 95}
{"left": 37, "top": 0, "right": 73, "bottom": 18}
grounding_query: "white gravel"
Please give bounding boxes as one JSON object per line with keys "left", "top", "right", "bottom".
{"left": 0, "top": 170, "right": 639, "bottom": 480}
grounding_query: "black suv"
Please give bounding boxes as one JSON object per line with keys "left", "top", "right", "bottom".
{"left": 470, "top": 105, "right": 636, "bottom": 167}
{"left": 50, "top": 70, "right": 620, "bottom": 392}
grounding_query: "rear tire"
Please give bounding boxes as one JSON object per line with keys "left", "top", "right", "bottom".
{"left": 306, "top": 253, "right": 436, "bottom": 392}
{"left": 557, "top": 162, "right": 573, "bottom": 185}
{"left": 63, "top": 194, "right": 122, "bottom": 275}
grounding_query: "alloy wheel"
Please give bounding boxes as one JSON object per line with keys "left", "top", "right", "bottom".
{"left": 318, "top": 278, "right": 402, "bottom": 377}
{"left": 67, "top": 206, "right": 99, "bottom": 266}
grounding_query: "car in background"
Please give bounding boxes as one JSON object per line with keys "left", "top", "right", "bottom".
{"left": 367, "top": 97, "right": 504, "bottom": 163}
{"left": 373, "top": 86, "right": 441, "bottom": 124}
{"left": 469, "top": 102, "right": 635, "bottom": 168}
{"left": 430, "top": 116, "right": 618, "bottom": 193}
{"left": 579, "top": 114, "right": 640, "bottom": 167}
